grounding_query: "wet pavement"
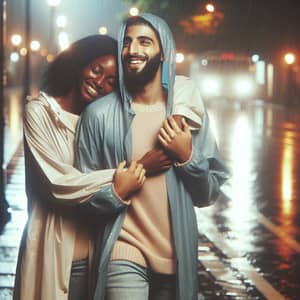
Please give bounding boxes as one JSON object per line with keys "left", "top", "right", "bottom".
{"left": 204, "top": 98, "right": 300, "bottom": 300}
{"left": 0, "top": 145, "right": 26, "bottom": 300}
{"left": 1, "top": 98, "right": 300, "bottom": 299}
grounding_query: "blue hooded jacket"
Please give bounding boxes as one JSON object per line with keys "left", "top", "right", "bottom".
{"left": 76, "top": 13, "right": 228, "bottom": 300}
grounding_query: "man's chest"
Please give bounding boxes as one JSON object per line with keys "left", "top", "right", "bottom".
{"left": 101, "top": 105, "right": 165, "bottom": 164}
{"left": 131, "top": 110, "right": 165, "bottom": 160}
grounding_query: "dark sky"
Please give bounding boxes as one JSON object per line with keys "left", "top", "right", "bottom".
{"left": 156, "top": 0, "right": 300, "bottom": 59}
{"left": 205, "top": 0, "right": 300, "bottom": 56}
{"left": 6, "top": 0, "right": 300, "bottom": 60}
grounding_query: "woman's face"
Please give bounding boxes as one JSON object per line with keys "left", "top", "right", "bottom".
{"left": 80, "top": 54, "right": 117, "bottom": 103}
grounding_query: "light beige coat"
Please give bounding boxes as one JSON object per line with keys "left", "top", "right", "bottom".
{"left": 13, "top": 93, "right": 115, "bottom": 300}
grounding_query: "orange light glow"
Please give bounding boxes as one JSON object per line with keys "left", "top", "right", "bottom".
{"left": 284, "top": 53, "right": 295, "bottom": 65}
{"left": 280, "top": 131, "right": 294, "bottom": 216}
{"left": 19, "top": 47, "right": 28, "bottom": 56}
{"left": 46, "top": 54, "right": 55, "bottom": 63}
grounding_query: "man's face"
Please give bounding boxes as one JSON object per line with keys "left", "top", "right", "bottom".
{"left": 79, "top": 54, "right": 117, "bottom": 103}
{"left": 121, "top": 24, "right": 162, "bottom": 86}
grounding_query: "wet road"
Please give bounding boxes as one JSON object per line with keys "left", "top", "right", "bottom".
{"left": 199, "top": 98, "right": 300, "bottom": 300}
{"left": 1, "top": 96, "right": 300, "bottom": 299}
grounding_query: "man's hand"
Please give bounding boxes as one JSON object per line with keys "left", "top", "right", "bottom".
{"left": 158, "top": 116, "right": 192, "bottom": 163}
{"left": 138, "top": 148, "right": 173, "bottom": 176}
{"left": 113, "top": 161, "right": 146, "bottom": 200}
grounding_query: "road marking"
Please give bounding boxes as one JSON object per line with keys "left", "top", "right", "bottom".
{"left": 220, "top": 185, "right": 300, "bottom": 253}
{"left": 230, "top": 257, "right": 287, "bottom": 300}
{"left": 257, "top": 212, "right": 300, "bottom": 253}
{"left": 197, "top": 210, "right": 287, "bottom": 300}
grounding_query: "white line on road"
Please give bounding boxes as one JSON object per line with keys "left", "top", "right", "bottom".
{"left": 197, "top": 210, "right": 287, "bottom": 300}
{"left": 257, "top": 212, "right": 300, "bottom": 253}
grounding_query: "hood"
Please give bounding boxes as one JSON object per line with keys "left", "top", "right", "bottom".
{"left": 117, "top": 13, "right": 176, "bottom": 115}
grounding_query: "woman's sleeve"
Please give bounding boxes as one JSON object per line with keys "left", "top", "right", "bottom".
{"left": 24, "top": 100, "right": 126, "bottom": 213}
{"left": 172, "top": 76, "right": 205, "bottom": 130}
{"left": 173, "top": 110, "right": 230, "bottom": 207}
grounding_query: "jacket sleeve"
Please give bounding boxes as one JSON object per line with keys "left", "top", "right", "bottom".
{"left": 172, "top": 76, "right": 205, "bottom": 129}
{"left": 173, "top": 110, "right": 229, "bottom": 207}
{"left": 75, "top": 105, "right": 129, "bottom": 214}
{"left": 24, "top": 100, "right": 127, "bottom": 214}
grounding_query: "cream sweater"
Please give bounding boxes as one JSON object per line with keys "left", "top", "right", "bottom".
{"left": 111, "top": 101, "right": 176, "bottom": 274}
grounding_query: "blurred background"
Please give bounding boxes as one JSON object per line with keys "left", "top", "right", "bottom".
{"left": 1, "top": 1, "right": 300, "bottom": 299}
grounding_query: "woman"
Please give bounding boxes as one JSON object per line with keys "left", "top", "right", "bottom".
{"left": 13, "top": 35, "right": 147, "bottom": 300}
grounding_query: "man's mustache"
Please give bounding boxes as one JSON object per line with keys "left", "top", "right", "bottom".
{"left": 124, "top": 54, "right": 147, "bottom": 62}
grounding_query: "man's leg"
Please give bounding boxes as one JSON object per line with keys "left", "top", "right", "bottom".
{"left": 149, "top": 272, "right": 177, "bottom": 300}
{"left": 68, "top": 259, "right": 88, "bottom": 300}
{"left": 105, "top": 260, "right": 149, "bottom": 300}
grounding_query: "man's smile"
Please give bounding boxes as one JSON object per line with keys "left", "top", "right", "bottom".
{"left": 125, "top": 55, "right": 147, "bottom": 70}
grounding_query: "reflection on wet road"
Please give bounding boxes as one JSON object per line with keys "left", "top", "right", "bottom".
{"left": 199, "top": 99, "right": 300, "bottom": 299}
{"left": 1, "top": 96, "right": 300, "bottom": 299}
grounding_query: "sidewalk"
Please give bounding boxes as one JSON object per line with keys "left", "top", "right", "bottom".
{"left": 0, "top": 144, "right": 26, "bottom": 300}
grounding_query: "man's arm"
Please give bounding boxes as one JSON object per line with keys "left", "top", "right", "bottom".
{"left": 158, "top": 114, "right": 229, "bottom": 207}
{"left": 75, "top": 104, "right": 146, "bottom": 214}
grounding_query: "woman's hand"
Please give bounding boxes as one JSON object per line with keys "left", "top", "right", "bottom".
{"left": 158, "top": 116, "right": 192, "bottom": 163}
{"left": 138, "top": 148, "right": 173, "bottom": 176}
{"left": 113, "top": 161, "right": 146, "bottom": 200}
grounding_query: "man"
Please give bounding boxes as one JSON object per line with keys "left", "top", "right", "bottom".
{"left": 76, "top": 13, "right": 228, "bottom": 300}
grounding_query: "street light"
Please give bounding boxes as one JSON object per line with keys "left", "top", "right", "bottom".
{"left": 11, "top": 34, "right": 22, "bottom": 47}
{"left": 98, "top": 26, "right": 108, "bottom": 35}
{"left": 10, "top": 34, "right": 22, "bottom": 64}
{"left": 176, "top": 52, "right": 185, "bottom": 64}
{"left": 58, "top": 31, "right": 69, "bottom": 50}
{"left": 56, "top": 15, "right": 67, "bottom": 28}
{"left": 129, "top": 7, "right": 139, "bottom": 16}
{"left": 205, "top": 3, "right": 215, "bottom": 13}
{"left": 30, "top": 40, "right": 41, "bottom": 52}
{"left": 251, "top": 54, "right": 260, "bottom": 63}
{"left": 20, "top": 47, "right": 28, "bottom": 56}
{"left": 284, "top": 53, "right": 295, "bottom": 65}
{"left": 283, "top": 52, "right": 297, "bottom": 104}
{"left": 46, "top": 54, "right": 55, "bottom": 63}
{"left": 10, "top": 52, "right": 20, "bottom": 62}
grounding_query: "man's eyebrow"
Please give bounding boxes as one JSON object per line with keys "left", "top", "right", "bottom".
{"left": 137, "top": 36, "right": 154, "bottom": 42}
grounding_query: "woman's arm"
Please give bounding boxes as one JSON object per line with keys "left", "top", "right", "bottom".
{"left": 24, "top": 99, "right": 144, "bottom": 213}
{"left": 172, "top": 76, "right": 205, "bottom": 130}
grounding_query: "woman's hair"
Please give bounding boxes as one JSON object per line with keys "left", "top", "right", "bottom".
{"left": 41, "top": 35, "right": 117, "bottom": 97}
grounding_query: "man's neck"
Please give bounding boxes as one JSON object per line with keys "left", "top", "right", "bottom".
{"left": 131, "top": 70, "right": 166, "bottom": 105}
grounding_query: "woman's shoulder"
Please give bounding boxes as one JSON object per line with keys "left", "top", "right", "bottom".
{"left": 24, "top": 94, "right": 49, "bottom": 117}
{"left": 24, "top": 93, "right": 60, "bottom": 126}
{"left": 82, "top": 91, "right": 121, "bottom": 117}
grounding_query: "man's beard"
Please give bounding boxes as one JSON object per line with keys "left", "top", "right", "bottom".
{"left": 123, "top": 52, "right": 162, "bottom": 94}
